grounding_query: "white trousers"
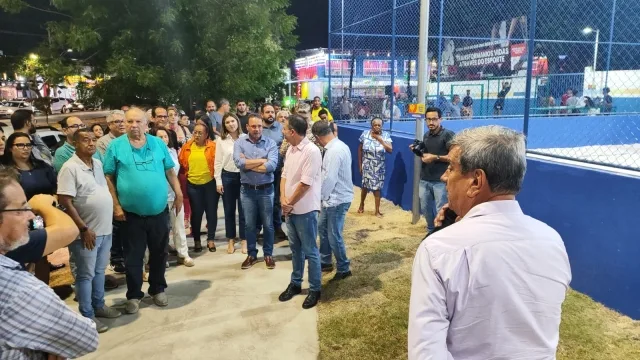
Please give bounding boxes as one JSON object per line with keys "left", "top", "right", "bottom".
{"left": 144, "top": 202, "right": 189, "bottom": 266}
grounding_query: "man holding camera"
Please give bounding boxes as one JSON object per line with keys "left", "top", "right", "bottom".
{"left": 409, "top": 107, "right": 454, "bottom": 233}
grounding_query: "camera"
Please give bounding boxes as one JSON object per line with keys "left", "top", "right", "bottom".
{"left": 411, "top": 139, "right": 425, "bottom": 157}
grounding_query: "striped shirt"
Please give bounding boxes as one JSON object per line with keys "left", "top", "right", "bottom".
{"left": 321, "top": 138, "right": 354, "bottom": 208}
{"left": 0, "top": 255, "right": 99, "bottom": 359}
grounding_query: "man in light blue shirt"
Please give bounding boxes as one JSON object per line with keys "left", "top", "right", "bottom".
{"left": 233, "top": 114, "right": 279, "bottom": 270}
{"left": 103, "top": 108, "right": 183, "bottom": 314}
{"left": 312, "top": 120, "right": 354, "bottom": 280}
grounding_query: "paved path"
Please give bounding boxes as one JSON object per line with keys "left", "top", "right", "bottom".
{"left": 67, "top": 205, "right": 319, "bottom": 360}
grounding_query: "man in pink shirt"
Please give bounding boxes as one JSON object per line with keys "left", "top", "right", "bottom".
{"left": 278, "top": 114, "right": 323, "bottom": 309}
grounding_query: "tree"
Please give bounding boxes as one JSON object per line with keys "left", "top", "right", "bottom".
{"left": 1, "top": 0, "right": 298, "bottom": 108}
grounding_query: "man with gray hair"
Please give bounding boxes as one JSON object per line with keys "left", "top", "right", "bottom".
{"left": 311, "top": 120, "right": 353, "bottom": 280}
{"left": 408, "top": 126, "right": 571, "bottom": 360}
{"left": 212, "top": 98, "right": 230, "bottom": 135}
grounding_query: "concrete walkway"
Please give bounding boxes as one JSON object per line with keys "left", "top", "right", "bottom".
{"left": 67, "top": 205, "right": 319, "bottom": 360}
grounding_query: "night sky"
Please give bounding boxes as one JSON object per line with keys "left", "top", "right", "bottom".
{"left": 0, "top": 0, "right": 328, "bottom": 57}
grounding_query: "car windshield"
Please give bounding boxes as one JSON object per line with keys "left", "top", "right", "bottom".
{"left": 4, "top": 102, "right": 22, "bottom": 107}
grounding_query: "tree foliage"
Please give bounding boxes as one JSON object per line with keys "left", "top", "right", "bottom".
{"left": 1, "top": 0, "right": 298, "bottom": 107}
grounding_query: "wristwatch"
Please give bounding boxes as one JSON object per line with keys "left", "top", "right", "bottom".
{"left": 79, "top": 226, "right": 89, "bottom": 233}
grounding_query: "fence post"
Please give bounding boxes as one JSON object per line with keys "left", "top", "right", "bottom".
{"left": 435, "top": 0, "right": 444, "bottom": 97}
{"left": 327, "top": 0, "right": 333, "bottom": 104}
{"left": 412, "top": 0, "right": 431, "bottom": 224}
{"left": 390, "top": 0, "right": 397, "bottom": 132}
{"left": 522, "top": 0, "right": 538, "bottom": 138}
{"left": 605, "top": 0, "right": 617, "bottom": 88}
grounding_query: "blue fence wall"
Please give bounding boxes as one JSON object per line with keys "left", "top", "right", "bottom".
{"left": 340, "top": 124, "right": 640, "bottom": 319}
{"left": 366, "top": 114, "right": 640, "bottom": 148}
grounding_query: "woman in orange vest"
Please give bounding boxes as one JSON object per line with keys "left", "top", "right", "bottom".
{"left": 178, "top": 122, "right": 219, "bottom": 253}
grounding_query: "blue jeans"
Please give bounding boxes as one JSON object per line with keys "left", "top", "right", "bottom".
{"left": 256, "top": 169, "right": 283, "bottom": 232}
{"left": 287, "top": 211, "right": 321, "bottom": 292}
{"left": 241, "top": 184, "right": 274, "bottom": 258}
{"left": 419, "top": 180, "right": 448, "bottom": 232}
{"left": 319, "top": 202, "right": 351, "bottom": 273}
{"left": 222, "top": 171, "right": 246, "bottom": 240}
{"left": 69, "top": 234, "right": 112, "bottom": 318}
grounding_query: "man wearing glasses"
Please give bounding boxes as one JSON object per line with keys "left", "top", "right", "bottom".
{"left": 409, "top": 107, "right": 454, "bottom": 233}
{"left": 96, "top": 110, "right": 126, "bottom": 159}
{"left": 53, "top": 116, "right": 87, "bottom": 173}
{"left": 152, "top": 106, "right": 179, "bottom": 147}
{"left": 0, "top": 169, "right": 99, "bottom": 359}
{"left": 103, "top": 108, "right": 183, "bottom": 314}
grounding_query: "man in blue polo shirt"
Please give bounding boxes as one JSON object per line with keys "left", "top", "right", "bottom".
{"left": 234, "top": 114, "right": 279, "bottom": 270}
{"left": 103, "top": 108, "right": 183, "bottom": 314}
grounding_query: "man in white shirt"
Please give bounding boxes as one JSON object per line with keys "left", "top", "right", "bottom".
{"left": 311, "top": 120, "right": 353, "bottom": 280}
{"left": 408, "top": 125, "right": 572, "bottom": 360}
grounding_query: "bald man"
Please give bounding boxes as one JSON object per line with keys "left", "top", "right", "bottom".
{"left": 103, "top": 108, "right": 183, "bottom": 313}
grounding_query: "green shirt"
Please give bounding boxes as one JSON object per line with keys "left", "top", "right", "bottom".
{"left": 102, "top": 134, "right": 175, "bottom": 216}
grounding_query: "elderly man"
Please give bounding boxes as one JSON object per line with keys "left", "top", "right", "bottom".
{"left": 103, "top": 108, "right": 183, "bottom": 314}
{"left": 53, "top": 116, "right": 87, "bottom": 172}
{"left": 311, "top": 120, "right": 353, "bottom": 280}
{"left": 96, "top": 110, "right": 126, "bottom": 159}
{"left": 408, "top": 126, "right": 572, "bottom": 360}
{"left": 58, "top": 129, "right": 121, "bottom": 333}
{"left": 0, "top": 169, "right": 98, "bottom": 359}
{"left": 233, "top": 114, "right": 279, "bottom": 270}
{"left": 278, "top": 115, "right": 322, "bottom": 309}
{"left": 96, "top": 110, "right": 127, "bottom": 273}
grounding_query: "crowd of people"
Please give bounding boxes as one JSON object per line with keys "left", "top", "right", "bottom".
{"left": 0, "top": 96, "right": 358, "bottom": 358}
{"left": 0, "top": 94, "right": 575, "bottom": 359}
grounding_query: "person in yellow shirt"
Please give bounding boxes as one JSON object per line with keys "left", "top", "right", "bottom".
{"left": 311, "top": 96, "right": 333, "bottom": 122}
{"left": 178, "top": 123, "right": 218, "bottom": 253}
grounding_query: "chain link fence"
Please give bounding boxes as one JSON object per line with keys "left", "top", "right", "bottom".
{"left": 328, "top": 0, "right": 640, "bottom": 171}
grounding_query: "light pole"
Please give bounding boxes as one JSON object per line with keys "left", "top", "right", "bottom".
{"left": 582, "top": 27, "right": 599, "bottom": 71}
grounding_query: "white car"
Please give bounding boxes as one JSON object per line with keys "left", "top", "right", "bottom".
{"left": 0, "top": 101, "right": 36, "bottom": 118}
{"left": 49, "top": 98, "right": 70, "bottom": 114}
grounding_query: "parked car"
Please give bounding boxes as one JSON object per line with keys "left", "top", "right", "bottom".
{"left": 63, "top": 99, "right": 86, "bottom": 112}
{"left": 0, "top": 100, "right": 36, "bottom": 118}
{"left": 37, "top": 128, "right": 65, "bottom": 155}
{"left": 48, "top": 98, "right": 70, "bottom": 114}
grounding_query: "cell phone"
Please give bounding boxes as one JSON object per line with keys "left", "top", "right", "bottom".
{"left": 30, "top": 216, "right": 45, "bottom": 230}
{"left": 426, "top": 208, "right": 458, "bottom": 238}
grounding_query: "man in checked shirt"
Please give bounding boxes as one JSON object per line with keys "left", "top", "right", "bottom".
{"left": 0, "top": 168, "right": 98, "bottom": 359}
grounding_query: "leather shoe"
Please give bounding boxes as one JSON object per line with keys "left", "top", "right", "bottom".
{"left": 278, "top": 283, "right": 301, "bottom": 302}
{"left": 331, "top": 271, "right": 352, "bottom": 281}
{"left": 104, "top": 275, "right": 119, "bottom": 290}
{"left": 241, "top": 256, "right": 259, "bottom": 269}
{"left": 264, "top": 256, "right": 276, "bottom": 269}
{"left": 302, "top": 291, "right": 321, "bottom": 309}
{"left": 321, "top": 263, "right": 334, "bottom": 273}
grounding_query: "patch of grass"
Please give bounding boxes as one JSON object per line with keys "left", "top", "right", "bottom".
{"left": 318, "top": 188, "right": 640, "bottom": 360}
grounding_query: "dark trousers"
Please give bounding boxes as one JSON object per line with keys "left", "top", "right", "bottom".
{"left": 221, "top": 171, "right": 246, "bottom": 240}
{"left": 122, "top": 209, "right": 170, "bottom": 299}
{"left": 110, "top": 219, "right": 125, "bottom": 265}
{"left": 187, "top": 179, "right": 220, "bottom": 241}
{"left": 257, "top": 169, "right": 282, "bottom": 232}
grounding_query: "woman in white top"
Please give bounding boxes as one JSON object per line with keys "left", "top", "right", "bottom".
{"left": 152, "top": 126, "right": 195, "bottom": 267}
{"left": 215, "top": 113, "right": 247, "bottom": 254}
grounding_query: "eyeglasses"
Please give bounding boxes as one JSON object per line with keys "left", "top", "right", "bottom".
{"left": 13, "top": 143, "right": 34, "bottom": 150}
{"left": 110, "top": 120, "right": 124, "bottom": 125}
{"left": 426, "top": 117, "right": 440, "bottom": 122}
{"left": 131, "top": 146, "right": 155, "bottom": 171}
{"left": 0, "top": 206, "right": 34, "bottom": 214}
{"left": 156, "top": 115, "right": 169, "bottom": 119}
{"left": 67, "top": 124, "right": 86, "bottom": 129}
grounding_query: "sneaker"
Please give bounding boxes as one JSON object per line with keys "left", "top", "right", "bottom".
{"left": 152, "top": 292, "right": 168, "bottom": 307}
{"left": 125, "top": 299, "right": 141, "bottom": 314}
{"left": 92, "top": 317, "right": 109, "bottom": 333}
{"left": 94, "top": 305, "right": 122, "bottom": 319}
{"left": 178, "top": 257, "right": 195, "bottom": 267}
